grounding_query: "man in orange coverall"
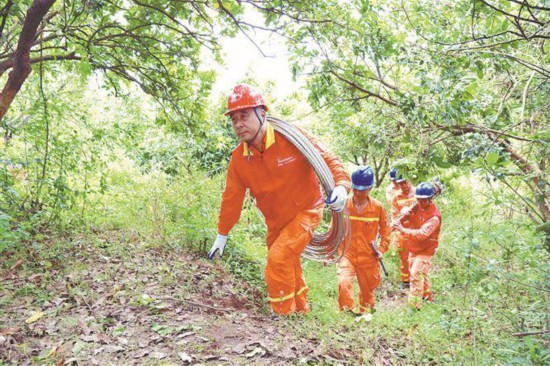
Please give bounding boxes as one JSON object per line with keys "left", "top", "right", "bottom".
{"left": 208, "top": 84, "right": 350, "bottom": 315}
{"left": 337, "top": 166, "right": 390, "bottom": 314}
{"left": 387, "top": 169, "right": 416, "bottom": 289}
{"left": 394, "top": 182, "right": 441, "bottom": 310}
{"left": 385, "top": 168, "right": 399, "bottom": 204}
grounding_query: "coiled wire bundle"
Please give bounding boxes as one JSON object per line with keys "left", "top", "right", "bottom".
{"left": 268, "top": 117, "right": 350, "bottom": 263}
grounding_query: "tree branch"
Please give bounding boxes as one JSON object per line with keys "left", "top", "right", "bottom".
{"left": 512, "top": 329, "right": 550, "bottom": 337}
{"left": 478, "top": 0, "right": 544, "bottom": 24}
{"left": 505, "top": 0, "right": 550, "bottom": 12}
{"left": 329, "top": 70, "right": 399, "bottom": 106}
{"left": 216, "top": 0, "right": 271, "bottom": 58}
{"left": 439, "top": 122, "right": 549, "bottom": 221}
{"left": 0, "top": 0, "right": 14, "bottom": 40}
{"left": 0, "top": 0, "right": 56, "bottom": 121}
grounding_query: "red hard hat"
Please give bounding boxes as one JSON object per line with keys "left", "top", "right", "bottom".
{"left": 224, "top": 84, "right": 268, "bottom": 116}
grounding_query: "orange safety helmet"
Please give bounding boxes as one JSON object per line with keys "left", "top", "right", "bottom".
{"left": 224, "top": 84, "right": 269, "bottom": 116}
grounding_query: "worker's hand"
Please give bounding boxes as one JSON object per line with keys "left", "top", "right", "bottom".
{"left": 393, "top": 221, "right": 404, "bottom": 232}
{"left": 208, "top": 234, "right": 227, "bottom": 260}
{"left": 400, "top": 206, "right": 412, "bottom": 217}
{"left": 326, "top": 185, "right": 348, "bottom": 212}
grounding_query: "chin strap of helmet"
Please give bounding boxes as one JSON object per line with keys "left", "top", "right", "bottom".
{"left": 249, "top": 107, "right": 265, "bottom": 143}
{"left": 245, "top": 107, "right": 266, "bottom": 162}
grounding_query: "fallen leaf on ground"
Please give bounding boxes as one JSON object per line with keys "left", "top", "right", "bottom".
{"left": 96, "top": 332, "right": 112, "bottom": 344}
{"left": 103, "top": 345, "right": 124, "bottom": 353}
{"left": 133, "top": 349, "right": 150, "bottom": 358}
{"left": 151, "top": 351, "right": 167, "bottom": 359}
{"left": 179, "top": 352, "right": 192, "bottom": 362}
{"left": 77, "top": 319, "right": 91, "bottom": 336}
{"left": 28, "top": 273, "right": 42, "bottom": 284}
{"left": 247, "top": 340, "right": 269, "bottom": 350}
{"left": 176, "top": 331, "right": 195, "bottom": 339}
{"left": 72, "top": 341, "right": 86, "bottom": 355}
{"left": 233, "top": 344, "right": 246, "bottom": 354}
{"left": 245, "top": 347, "right": 266, "bottom": 358}
{"left": 0, "top": 327, "right": 21, "bottom": 335}
{"left": 80, "top": 334, "right": 96, "bottom": 342}
{"left": 48, "top": 341, "right": 64, "bottom": 357}
{"left": 138, "top": 339, "right": 150, "bottom": 348}
{"left": 10, "top": 259, "right": 23, "bottom": 271}
{"left": 25, "top": 311, "right": 44, "bottom": 324}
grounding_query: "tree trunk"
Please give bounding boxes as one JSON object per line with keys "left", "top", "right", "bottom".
{"left": 0, "top": 0, "right": 56, "bottom": 121}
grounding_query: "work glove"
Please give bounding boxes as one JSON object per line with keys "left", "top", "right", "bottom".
{"left": 392, "top": 221, "right": 404, "bottom": 232}
{"left": 326, "top": 185, "right": 348, "bottom": 212}
{"left": 400, "top": 206, "right": 413, "bottom": 217}
{"left": 208, "top": 234, "right": 227, "bottom": 260}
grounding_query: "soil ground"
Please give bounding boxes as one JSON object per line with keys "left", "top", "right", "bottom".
{"left": 1, "top": 230, "right": 384, "bottom": 365}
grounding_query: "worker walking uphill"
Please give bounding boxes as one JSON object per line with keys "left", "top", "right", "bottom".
{"left": 337, "top": 166, "right": 390, "bottom": 314}
{"left": 394, "top": 182, "right": 442, "bottom": 310}
{"left": 388, "top": 169, "right": 416, "bottom": 289}
{"left": 208, "top": 84, "right": 350, "bottom": 315}
{"left": 385, "top": 168, "right": 400, "bottom": 204}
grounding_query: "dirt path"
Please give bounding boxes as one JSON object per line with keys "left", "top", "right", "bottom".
{"left": 1, "top": 231, "right": 360, "bottom": 365}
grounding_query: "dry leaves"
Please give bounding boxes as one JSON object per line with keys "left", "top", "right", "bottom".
{"left": 25, "top": 311, "right": 45, "bottom": 324}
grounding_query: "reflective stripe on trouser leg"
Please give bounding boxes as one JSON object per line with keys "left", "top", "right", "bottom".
{"left": 397, "top": 233, "right": 410, "bottom": 282}
{"left": 356, "top": 262, "right": 381, "bottom": 312}
{"left": 337, "top": 256, "right": 356, "bottom": 311}
{"left": 265, "top": 205, "right": 323, "bottom": 314}
{"left": 408, "top": 254, "right": 432, "bottom": 308}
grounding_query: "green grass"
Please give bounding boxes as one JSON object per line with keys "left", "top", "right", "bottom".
{"left": 217, "top": 174, "right": 550, "bottom": 364}
{"left": 3, "top": 172, "right": 547, "bottom": 364}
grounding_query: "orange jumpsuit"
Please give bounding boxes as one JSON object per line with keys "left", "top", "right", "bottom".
{"left": 337, "top": 196, "right": 390, "bottom": 313}
{"left": 399, "top": 203, "right": 441, "bottom": 309}
{"left": 389, "top": 183, "right": 416, "bottom": 283}
{"left": 218, "top": 123, "right": 350, "bottom": 314}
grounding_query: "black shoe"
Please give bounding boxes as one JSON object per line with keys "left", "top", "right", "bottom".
{"left": 346, "top": 309, "right": 362, "bottom": 317}
{"left": 400, "top": 282, "right": 410, "bottom": 290}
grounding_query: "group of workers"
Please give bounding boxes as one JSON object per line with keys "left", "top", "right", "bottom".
{"left": 208, "top": 84, "right": 442, "bottom": 316}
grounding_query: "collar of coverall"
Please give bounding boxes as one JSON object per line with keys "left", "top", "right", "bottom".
{"left": 352, "top": 193, "right": 371, "bottom": 209}
{"left": 242, "top": 122, "right": 276, "bottom": 156}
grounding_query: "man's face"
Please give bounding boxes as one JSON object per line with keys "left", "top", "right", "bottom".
{"left": 398, "top": 180, "right": 411, "bottom": 193}
{"left": 353, "top": 188, "right": 370, "bottom": 200}
{"left": 418, "top": 197, "right": 432, "bottom": 209}
{"left": 229, "top": 108, "right": 262, "bottom": 143}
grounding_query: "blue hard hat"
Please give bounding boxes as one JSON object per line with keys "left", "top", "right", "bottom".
{"left": 415, "top": 182, "right": 435, "bottom": 198}
{"left": 390, "top": 168, "right": 406, "bottom": 183}
{"left": 352, "top": 166, "right": 375, "bottom": 190}
{"left": 389, "top": 168, "right": 397, "bottom": 181}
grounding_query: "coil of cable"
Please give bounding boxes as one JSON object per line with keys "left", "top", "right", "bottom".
{"left": 268, "top": 117, "right": 350, "bottom": 263}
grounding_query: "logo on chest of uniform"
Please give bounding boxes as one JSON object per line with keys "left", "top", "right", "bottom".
{"left": 277, "top": 155, "right": 297, "bottom": 167}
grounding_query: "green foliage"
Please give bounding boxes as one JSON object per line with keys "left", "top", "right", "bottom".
{"left": 1, "top": 1, "right": 548, "bottom": 364}
{"left": 277, "top": 0, "right": 549, "bottom": 224}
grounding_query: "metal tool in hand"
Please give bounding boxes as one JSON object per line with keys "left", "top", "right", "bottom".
{"left": 370, "top": 240, "right": 389, "bottom": 277}
{"left": 392, "top": 177, "right": 446, "bottom": 227}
